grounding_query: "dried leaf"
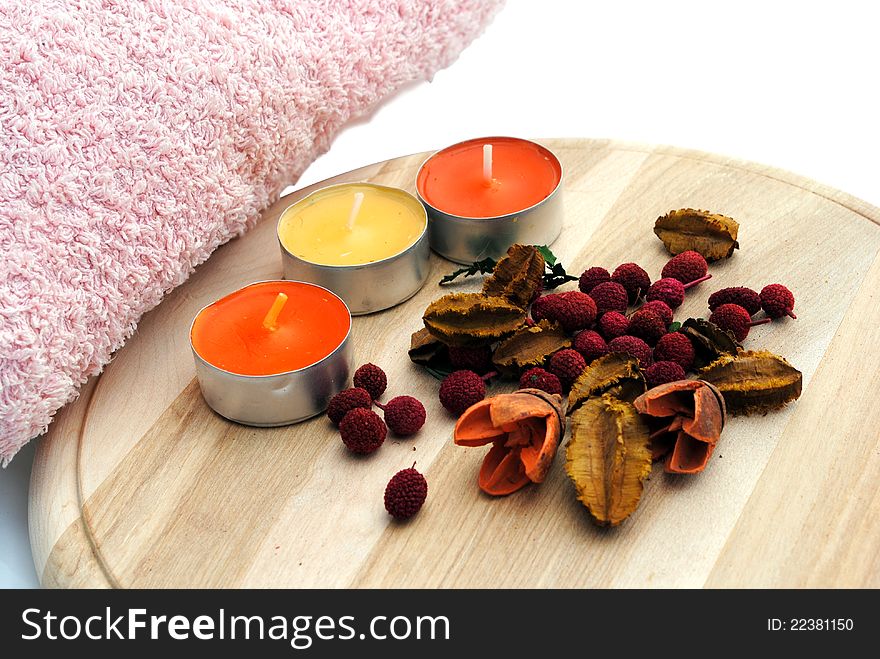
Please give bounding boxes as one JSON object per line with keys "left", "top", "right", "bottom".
{"left": 492, "top": 320, "right": 571, "bottom": 376}
{"left": 567, "top": 352, "right": 646, "bottom": 414}
{"left": 681, "top": 318, "right": 741, "bottom": 368}
{"left": 439, "top": 257, "right": 497, "bottom": 285}
{"left": 409, "top": 328, "right": 449, "bottom": 365}
{"left": 698, "top": 350, "right": 802, "bottom": 415}
{"left": 566, "top": 394, "right": 652, "bottom": 526}
{"left": 654, "top": 208, "right": 740, "bottom": 261}
{"left": 423, "top": 293, "right": 527, "bottom": 347}
{"left": 482, "top": 244, "right": 545, "bottom": 308}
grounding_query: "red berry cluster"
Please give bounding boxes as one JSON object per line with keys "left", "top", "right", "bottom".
{"left": 328, "top": 363, "right": 427, "bottom": 455}
{"left": 707, "top": 284, "right": 796, "bottom": 341}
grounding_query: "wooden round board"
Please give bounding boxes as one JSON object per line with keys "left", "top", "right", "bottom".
{"left": 30, "top": 139, "right": 880, "bottom": 588}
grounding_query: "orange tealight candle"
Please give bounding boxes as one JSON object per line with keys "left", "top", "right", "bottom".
{"left": 416, "top": 136, "right": 563, "bottom": 264}
{"left": 190, "top": 281, "right": 352, "bottom": 426}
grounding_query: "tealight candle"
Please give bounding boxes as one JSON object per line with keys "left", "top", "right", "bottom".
{"left": 277, "top": 182, "right": 430, "bottom": 314}
{"left": 416, "top": 136, "right": 563, "bottom": 264}
{"left": 190, "top": 280, "right": 352, "bottom": 426}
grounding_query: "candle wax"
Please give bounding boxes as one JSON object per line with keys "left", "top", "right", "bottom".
{"left": 417, "top": 137, "right": 562, "bottom": 218}
{"left": 191, "top": 281, "right": 350, "bottom": 376}
{"left": 278, "top": 183, "right": 426, "bottom": 266}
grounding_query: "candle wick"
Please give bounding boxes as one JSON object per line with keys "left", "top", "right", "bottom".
{"left": 262, "top": 292, "right": 289, "bottom": 331}
{"left": 346, "top": 191, "right": 365, "bottom": 231}
{"left": 482, "top": 143, "right": 493, "bottom": 187}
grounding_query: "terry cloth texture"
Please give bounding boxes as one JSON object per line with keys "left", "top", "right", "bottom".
{"left": 0, "top": 0, "right": 503, "bottom": 464}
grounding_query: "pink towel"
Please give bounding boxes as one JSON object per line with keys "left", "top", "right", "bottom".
{"left": 0, "top": 0, "right": 503, "bottom": 464}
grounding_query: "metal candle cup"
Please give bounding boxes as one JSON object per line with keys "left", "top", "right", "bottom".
{"left": 277, "top": 183, "right": 430, "bottom": 315}
{"left": 190, "top": 281, "right": 352, "bottom": 427}
{"left": 416, "top": 137, "right": 564, "bottom": 264}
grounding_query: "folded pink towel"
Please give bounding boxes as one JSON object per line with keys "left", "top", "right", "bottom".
{"left": 0, "top": 0, "right": 503, "bottom": 464}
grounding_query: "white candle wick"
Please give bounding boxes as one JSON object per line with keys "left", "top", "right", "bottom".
{"left": 346, "top": 191, "right": 365, "bottom": 231}
{"left": 482, "top": 143, "right": 493, "bottom": 186}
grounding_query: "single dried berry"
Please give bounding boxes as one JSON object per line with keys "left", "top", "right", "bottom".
{"left": 578, "top": 266, "right": 611, "bottom": 294}
{"left": 439, "top": 370, "right": 487, "bottom": 416}
{"left": 612, "top": 263, "right": 651, "bottom": 303}
{"left": 482, "top": 244, "right": 545, "bottom": 308}
{"left": 566, "top": 394, "right": 652, "bottom": 526}
{"left": 639, "top": 300, "right": 674, "bottom": 326}
{"left": 548, "top": 348, "right": 587, "bottom": 389}
{"left": 661, "top": 250, "right": 712, "bottom": 286}
{"left": 423, "top": 292, "right": 526, "bottom": 347}
{"left": 709, "top": 303, "right": 770, "bottom": 342}
{"left": 339, "top": 408, "right": 387, "bottom": 454}
{"left": 608, "top": 335, "right": 654, "bottom": 368}
{"left": 708, "top": 287, "right": 762, "bottom": 316}
{"left": 492, "top": 320, "right": 570, "bottom": 376}
{"left": 518, "top": 367, "right": 563, "bottom": 395}
{"left": 653, "top": 332, "right": 695, "bottom": 371}
{"left": 455, "top": 389, "right": 565, "bottom": 496}
{"left": 644, "top": 361, "right": 686, "bottom": 388}
{"left": 760, "top": 284, "right": 797, "bottom": 319}
{"left": 327, "top": 387, "right": 373, "bottom": 425}
{"left": 353, "top": 363, "right": 387, "bottom": 400}
{"left": 654, "top": 208, "right": 740, "bottom": 261}
{"left": 646, "top": 277, "right": 685, "bottom": 309}
{"left": 573, "top": 330, "right": 609, "bottom": 363}
{"left": 698, "top": 350, "right": 802, "bottom": 415}
{"left": 597, "top": 311, "right": 629, "bottom": 340}
{"left": 448, "top": 345, "right": 493, "bottom": 374}
{"left": 627, "top": 308, "right": 667, "bottom": 345}
{"left": 384, "top": 466, "right": 428, "bottom": 519}
{"left": 376, "top": 396, "right": 426, "bottom": 436}
{"left": 568, "top": 352, "right": 646, "bottom": 413}
{"left": 531, "top": 291, "right": 597, "bottom": 333}
{"left": 590, "top": 281, "right": 629, "bottom": 316}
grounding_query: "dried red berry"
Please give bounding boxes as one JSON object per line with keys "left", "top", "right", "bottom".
{"left": 708, "top": 287, "right": 762, "bottom": 316}
{"left": 339, "top": 408, "right": 387, "bottom": 454}
{"left": 612, "top": 263, "right": 651, "bottom": 303}
{"left": 590, "top": 281, "right": 629, "bottom": 316}
{"left": 661, "top": 250, "right": 712, "bottom": 286}
{"left": 439, "top": 370, "right": 486, "bottom": 416}
{"left": 548, "top": 348, "right": 587, "bottom": 389}
{"left": 448, "top": 345, "right": 493, "bottom": 374}
{"left": 646, "top": 277, "right": 686, "bottom": 309}
{"left": 384, "top": 466, "right": 428, "bottom": 519}
{"left": 518, "top": 367, "right": 563, "bottom": 395}
{"left": 627, "top": 308, "right": 667, "bottom": 345}
{"left": 531, "top": 291, "right": 597, "bottom": 333}
{"left": 578, "top": 266, "right": 611, "bottom": 294}
{"left": 573, "top": 330, "right": 609, "bottom": 363}
{"left": 653, "top": 332, "right": 695, "bottom": 371}
{"left": 608, "top": 335, "right": 654, "bottom": 369}
{"left": 639, "top": 300, "right": 674, "bottom": 326}
{"left": 645, "top": 361, "right": 686, "bottom": 388}
{"left": 760, "top": 284, "right": 797, "bottom": 319}
{"left": 597, "top": 311, "right": 629, "bottom": 340}
{"left": 376, "top": 396, "right": 426, "bottom": 436}
{"left": 353, "top": 363, "right": 387, "bottom": 400}
{"left": 327, "top": 387, "right": 372, "bottom": 425}
{"left": 709, "top": 303, "right": 771, "bottom": 341}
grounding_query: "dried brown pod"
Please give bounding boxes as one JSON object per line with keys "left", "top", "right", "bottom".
{"left": 698, "top": 350, "right": 802, "bottom": 415}
{"left": 408, "top": 327, "right": 450, "bottom": 369}
{"left": 681, "top": 317, "right": 741, "bottom": 368}
{"left": 566, "top": 394, "right": 652, "bottom": 526}
{"left": 423, "top": 292, "right": 526, "bottom": 347}
{"left": 454, "top": 388, "right": 565, "bottom": 496}
{"left": 633, "top": 380, "right": 726, "bottom": 474}
{"left": 654, "top": 208, "right": 740, "bottom": 261}
{"left": 492, "top": 320, "right": 571, "bottom": 376}
{"left": 482, "top": 244, "right": 545, "bottom": 309}
{"left": 567, "top": 352, "right": 646, "bottom": 414}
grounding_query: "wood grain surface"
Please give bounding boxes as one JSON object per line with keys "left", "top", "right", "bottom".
{"left": 29, "top": 139, "right": 880, "bottom": 588}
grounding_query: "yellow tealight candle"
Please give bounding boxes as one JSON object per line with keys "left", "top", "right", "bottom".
{"left": 278, "top": 183, "right": 427, "bottom": 266}
{"left": 277, "top": 183, "right": 430, "bottom": 315}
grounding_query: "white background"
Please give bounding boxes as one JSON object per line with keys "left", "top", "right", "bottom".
{"left": 2, "top": 0, "right": 878, "bottom": 588}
